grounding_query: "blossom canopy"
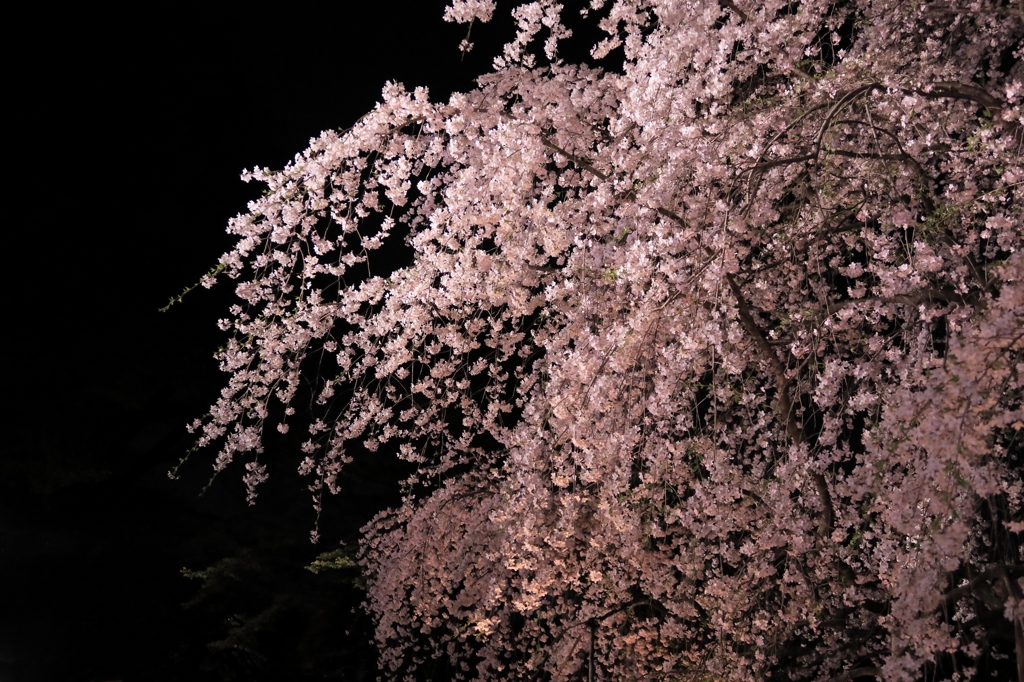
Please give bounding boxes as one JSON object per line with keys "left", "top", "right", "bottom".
{"left": 189, "top": 1, "right": 1024, "bottom": 680}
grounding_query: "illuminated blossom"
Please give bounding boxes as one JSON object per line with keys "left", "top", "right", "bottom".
{"left": 188, "top": 2, "right": 1024, "bottom": 680}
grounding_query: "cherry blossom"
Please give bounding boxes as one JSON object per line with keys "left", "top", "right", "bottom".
{"left": 187, "top": 2, "right": 1024, "bottom": 680}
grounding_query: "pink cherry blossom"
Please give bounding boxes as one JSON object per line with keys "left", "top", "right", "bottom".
{"left": 186, "top": 2, "right": 1024, "bottom": 680}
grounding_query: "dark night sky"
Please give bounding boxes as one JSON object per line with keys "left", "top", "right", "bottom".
{"left": 2, "top": 3, "right": 515, "bottom": 680}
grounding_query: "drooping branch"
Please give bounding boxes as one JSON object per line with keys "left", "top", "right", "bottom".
{"left": 1000, "top": 569, "right": 1024, "bottom": 682}
{"left": 937, "top": 563, "right": 1024, "bottom": 682}
{"left": 726, "top": 273, "right": 834, "bottom": 538}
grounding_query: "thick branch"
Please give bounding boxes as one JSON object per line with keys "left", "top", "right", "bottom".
{"left": 749, "top": 147, "right": 916, "bottom": 174}
{"left": 937, "top": 564, "right": 1024, "bottom": 612}
{"left": 725, "top": 275, "right": 792, "bottom": 399}
{"left": 915, "top": 82, "right": 1022, "bottom": 140}
{"left": 919, "top": 82, "right": 1004, "bottom": 110}
{"left": 827, "top": 286, "right": 983, "bottom": 313}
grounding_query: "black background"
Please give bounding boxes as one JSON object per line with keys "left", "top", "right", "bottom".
{"left": 3, "top": 2, "right": 515, "bottom": 680}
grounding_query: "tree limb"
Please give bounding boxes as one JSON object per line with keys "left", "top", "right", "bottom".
{"left": 936, "top": 564, "right": 1024, "bottom": 613}
{"left": 915, "top": 82, "right": 1023, "bottom": 141}
{"left": 918, "top": 82, "right": 1004, "bottom": 110}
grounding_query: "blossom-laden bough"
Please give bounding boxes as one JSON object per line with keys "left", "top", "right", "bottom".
{"left": 184, "top": 1, "right": 1024, "bottom": 680}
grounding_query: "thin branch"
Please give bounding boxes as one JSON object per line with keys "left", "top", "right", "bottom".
{"left": 815, "top": 84, "right": 881, "bottom": 152}
{"left": 540, "top": 136, "right": 609, "bottom": 181}
{"left": 748, "top": 153, "right": 820, "bottom": 172}
{"left": 718, "top": 0, "right": 747, "bottom": 22}
{"left": 829, "top": 667, "right": 883, "bottom": 682}
{"left": 825, "top": 149, "right": 915, "bottom": 162}
{"left": 827, "top": 286, "right": 983, "bottom": 314}
{"left": 588, "top": 620, "right": 596, "bottom": 682}
{"left": 542, "top": 134, "right": 701, "bottom": 240}
{"left": 999, "top": 569, "right": 1024, "bottom": 682}
{"left": 925, "top": 4, "right": 1024, "bottom": 19}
